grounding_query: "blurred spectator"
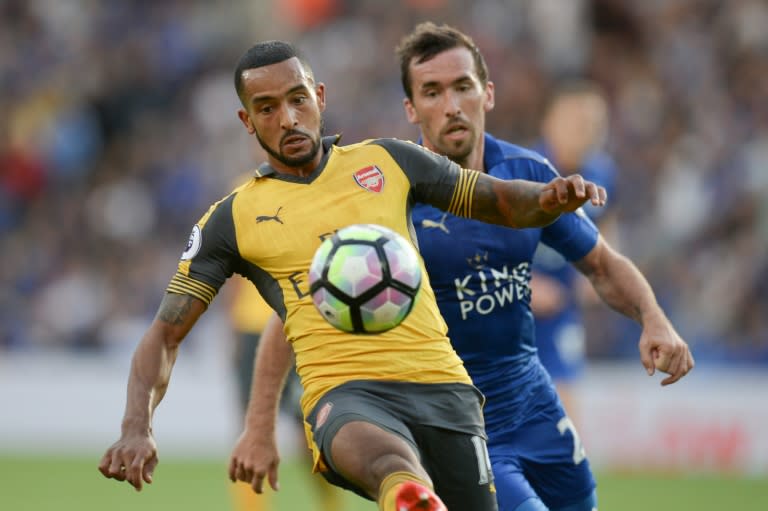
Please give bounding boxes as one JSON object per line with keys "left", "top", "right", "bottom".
{"left": 531, "top": 80, "right": 618, "bottom": 426}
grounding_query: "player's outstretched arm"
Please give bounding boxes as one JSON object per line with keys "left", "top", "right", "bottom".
{"left": 229, "top": 312, "right": 293, "bottom": 494}
{"left": 573, "top": 237, "right": 694, "bottom": 385}
{"left": 471, "top": 173, "right": 607, "bottom": 228}
{"left": 98, "top": 293, "right": 206, "bottom": 491}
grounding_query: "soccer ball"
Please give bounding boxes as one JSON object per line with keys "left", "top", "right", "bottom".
{"left": 308, "top": 224, "right": 422, "bottom": 334}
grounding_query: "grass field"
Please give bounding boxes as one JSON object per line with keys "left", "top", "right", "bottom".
{"left": 1, "top": 454, "right": 765, "bottom": 510}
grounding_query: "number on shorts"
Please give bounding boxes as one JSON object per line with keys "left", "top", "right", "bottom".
{"left": 471, "top": 435, "right": 493, "bottom": 485}
{"left": 557, "top": 416, "right": 586, "bottom": 465}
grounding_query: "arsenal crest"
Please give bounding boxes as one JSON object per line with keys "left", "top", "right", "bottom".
{"left": 353, "top": 165, "right": 385, "bottom": 193}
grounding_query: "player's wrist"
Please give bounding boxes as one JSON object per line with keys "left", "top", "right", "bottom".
{"left": 639, "top": 306, "right": 667, "bottom": 325}
{"left": 121, "top": 416, "right": 152, "bottom": 436}
{"left": 244, "top": 408, "right": 279, "bottom": 432}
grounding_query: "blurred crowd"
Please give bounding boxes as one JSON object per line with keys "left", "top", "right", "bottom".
{"left": 1, "top": 0, "right": 766, "bottom": 363}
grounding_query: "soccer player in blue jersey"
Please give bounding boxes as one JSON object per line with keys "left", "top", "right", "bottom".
{"left": 531, "top": 81, "right": 618, "bottom": 425}
{"left": 395, "top": 22, "right": 694, "bottom": 511}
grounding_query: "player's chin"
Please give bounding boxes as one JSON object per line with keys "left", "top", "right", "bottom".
{"left": 282, "top": 148, "right": 315, "bottom": 166}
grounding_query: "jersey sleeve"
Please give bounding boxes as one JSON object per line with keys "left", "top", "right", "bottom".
{"left": 166, "top": 194, "right": 240, "bottom": 305}
{"left": 371, "top": 138, "right": 480, "bottom": 217}
{"left": 522, "top": 156, "right": 600, "bottom": 261}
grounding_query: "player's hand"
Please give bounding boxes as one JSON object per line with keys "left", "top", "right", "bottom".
{"left": 638, "top": 312, "right": 695, "bottom": 386}
{"left": 229, "top": 427, "right": 281, "bottom": 494}
{"left": 540, "top": 174, "right": 606, "bottom": 214}
{"left": 98, "top": 432, "right": 158, "bottom": 492}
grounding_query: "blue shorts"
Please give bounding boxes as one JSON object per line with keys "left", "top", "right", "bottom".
{"left": 488, "top": 387, "right": 595, "bottom": 510}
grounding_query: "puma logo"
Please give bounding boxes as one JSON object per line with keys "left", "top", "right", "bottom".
{"left": 256, "top": 206, "right": 284, "bottom": 224}
{"left": 421, "top": 213, "right": 449, "bottom": 234}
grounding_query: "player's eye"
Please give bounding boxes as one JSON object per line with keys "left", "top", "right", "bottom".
{"left": 457, "top": 82, "right": 473, "bottom": 93}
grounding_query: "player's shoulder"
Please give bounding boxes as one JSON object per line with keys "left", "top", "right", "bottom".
{"left": 485, "top": 133, "right": 557, "bottom": 180}
{"left": 197, "top": 177, "right": 254, "bottom": 223}
{"left": 336, "top": 138, "right": 446, "bottom": 173}
{"left": 487, "top": 133, "right": 552, "bottom": 165}
{"left": 351, "top": 137, "right": 429, "bottom": 154}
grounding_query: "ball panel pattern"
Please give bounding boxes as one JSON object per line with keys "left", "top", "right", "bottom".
{"left": 311, "top": 287, "right": 354, "bottom": 332}
{"left": 327, "top": 244, "right": 383, "bottom": 298}
{"left": 383, "top": 237, "right": 421, "bottom": 289}
{"left": 360, "top": 288, "right": 415, "bottom": 332}
{"left": 308, "top": 223, "right": 422, "bottom": 334}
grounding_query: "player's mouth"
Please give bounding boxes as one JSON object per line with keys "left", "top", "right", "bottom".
{"left": 282, "top": 133, "right": 309, "bottom": 151}
{"left": 442, "top": 122, "right": 470, "bottom": 141}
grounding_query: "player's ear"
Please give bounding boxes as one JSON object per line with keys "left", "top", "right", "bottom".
{"left": 484, "top": 81, "right": 495, "bottom": 113}
{"left": 404, "top": 97, "right": 419, "bottom": 124}
{"left": 237, "top": 109, "right": 256, "bottom": 134}
{"left": 315, "top": 82, "right": 326, "bottom": 113}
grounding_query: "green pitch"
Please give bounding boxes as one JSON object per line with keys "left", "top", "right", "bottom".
{"left": 0, "top": 454, "right": 765, "bottom": 511}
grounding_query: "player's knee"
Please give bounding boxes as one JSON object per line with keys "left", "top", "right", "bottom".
{"left": 511, "top": 497, "right": 549, "bottom": 511}
{"left": 551, "top": 489, "right": 597, "bottom": 511}
{"left": 368, "top": 452, "right": 423, "bottom": 481}
{"left": 330, "top": 421, "right": 423, "bottom": 489}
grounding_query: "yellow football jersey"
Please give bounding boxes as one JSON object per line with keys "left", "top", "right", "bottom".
{"left": 166, "top": 136, "right": 481, "bottom": 467}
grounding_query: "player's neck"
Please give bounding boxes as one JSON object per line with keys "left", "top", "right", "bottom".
{"left": 456, "top": 145, "right": 486, "bottom": 173}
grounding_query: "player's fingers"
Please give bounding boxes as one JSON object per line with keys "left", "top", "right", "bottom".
{"left": 97, "top": 452, "right": 114, "bottom": 478}
{"left": 661, "top": 362, "right": 686, "bottom": 385}
{"left": 128, "top": 457, "right": 147, "bottom": 491}
{"left": 640, "top": 345, "right": 655, "bottom": 376}
{"left": 251, "top": 472, "right": 265, "bottom": 494}
{"left": 586, "top": 182, "right": 605, "bottom": 206}
{"left": 568, "top": 174, "right": 586, "bottom": 198}
{"left": 538, "top": 187, "right": 560, "bottom": 212}
{"left": 143, "top": 456, "right": 158, "bottom": 484}
{"left": 107, "top": 457, "right": 128, "bottom": 481}
{"left": 660, "top": 348, "right": 687, "bottom": 386}
{"left": 660, "top": 365, "right": 682, "bottom": 385}
{"left": 228, "top": 456, "right": 239, "bottom": 482}
{"left": 237, "top": 462, "right": 255, "bottom": 484}
{"left": 653, "top": 348, "right": 672, "bottom": 374}
{"left": 268, "top": 464, "right": 280, "bottom": 492}
{"left": 598, "top": 184, "right": 607, "bottom": 205}
{"left": 668, "top": 347, "right": 683, "bottom": 373}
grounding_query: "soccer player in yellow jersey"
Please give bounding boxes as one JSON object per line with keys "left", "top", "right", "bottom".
{"left": 98, "top": 40, "right": 606, "bottom": 511}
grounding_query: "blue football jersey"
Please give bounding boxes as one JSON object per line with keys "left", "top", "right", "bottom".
{"left": 413, "top": 133, "right": 599, "bottom": 433}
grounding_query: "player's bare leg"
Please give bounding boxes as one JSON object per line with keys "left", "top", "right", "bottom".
{"left": 328, "top": 420, "right": 441, "bottom": 510}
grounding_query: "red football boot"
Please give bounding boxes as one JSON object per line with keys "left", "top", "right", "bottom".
{"left": 395, "top": 481, "right": 447, "bottom": 511}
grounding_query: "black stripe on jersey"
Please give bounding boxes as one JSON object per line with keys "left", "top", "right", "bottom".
{"left": 238, "top": 262, "right": 287, "bottom": 321}
{"left": 187, "top": 194, "right": 240, "bottom": 291}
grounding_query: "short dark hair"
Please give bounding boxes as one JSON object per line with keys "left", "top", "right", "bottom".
{"left": 233, "top": 40, "right": 313, "bottom": 98}
{"left": 395, "top": 22, "right": 489, "bottom": 100}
